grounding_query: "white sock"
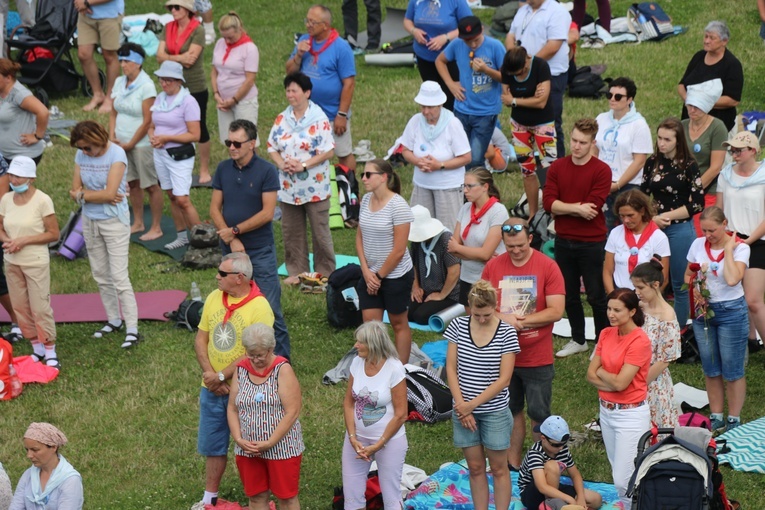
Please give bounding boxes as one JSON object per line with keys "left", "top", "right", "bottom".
{"left": 177, "top": 230, "right": 188, "bottom": 241}
{"left": 203, "top": 22, "right": 215, "bottom": 34}
{"left": 109, "top": 319, "right": 123, "bottom": 329}
{"left": 32, "top": 342, "right": 45, "bottom": 357}
{"left": 126, "top": 327, "right": 138, "bottom": 336}
{"left": 202, "top": 491, "right": 218, "bottom": 505}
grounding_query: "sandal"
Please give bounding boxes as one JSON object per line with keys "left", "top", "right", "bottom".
{"left": 31, "top": 353, "right": 45, "bottom": 362}
{"left": 298, "top": 272, "right": 327, "bottom": 294}
{"left": 93, "top": 322, "right": 123, "bottom": 339}
{"left": 4, "top": 324, "right": 23, "bottom": 344}
{"left": 45, "top": 358, "right": 61, "bottom": 370}
{"left": 121, "top": 332, "right": 141, "bottom": 349}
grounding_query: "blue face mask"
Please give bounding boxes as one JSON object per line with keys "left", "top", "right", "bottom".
{"left": 10, "top": 180, "right": 29, "bottom": 193}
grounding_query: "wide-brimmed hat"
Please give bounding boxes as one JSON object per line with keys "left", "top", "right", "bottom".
{"left": 164, "top": 0, "right": 196, "bottom": 13}
{"left": 723, "top": 131, "right": 759, "bottom": 151}
{"left": 414, "top": 81, "right": 446, "bottom": 107}
{"left": 533, "top": 415, "right": 571, "bottom": 443}
{"left": 154, "top": 61, "right": 186, "bottom": 82}
{"left": 8, "top": 156, "right": 36, "bottom": 178}
{"left": 409, "top": 205, "right": 446, "bottom": 242}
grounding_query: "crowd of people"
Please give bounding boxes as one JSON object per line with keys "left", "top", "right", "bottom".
{"left": 0, "top": 0, "right": 763, "bottom": 509}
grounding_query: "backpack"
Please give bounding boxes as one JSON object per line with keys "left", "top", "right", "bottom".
{"left": 326, "top": 264, "right": 363, "bottom": 328}
{"left": 568, "top": 68, "right": 608, "bottom": 99}
{"left": 189, "top": 223, "right": 220, "bottom": 248}
{"left": 627, "top": 2, "right": 674, "bottom": 42}
{"left": 181, "top": 247, "right": 222, "bottom": 269}
{"left": 677, "top": 325, "right": 700, "bottom": 364}
{"left": 164, "top": 299, "right": 204, "bottom": 331}
{"left": 405, "top": 366, "right": 453, "bottom": 423}
{"left": 334, "top": 164, "right": 360, "bottom": 226}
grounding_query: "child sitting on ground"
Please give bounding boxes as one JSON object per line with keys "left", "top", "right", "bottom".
{"left": 517, "top": 415, "right": 603, "bottom": 510}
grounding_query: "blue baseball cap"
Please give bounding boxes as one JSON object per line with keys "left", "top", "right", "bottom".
{"left": 534, "top": 415, "right": 570, "bottom": 443}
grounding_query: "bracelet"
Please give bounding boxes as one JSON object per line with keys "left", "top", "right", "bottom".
{"left": 337, "top": 111, "right": 348, "bottom": 118}
{"left": 375, "top": 272, "right": 383, "bottom": 280}
{"left": 445, "top": 34, "right": 450, "bottom": 42}
{"left": 34, "top": 133, "right": 43, "bottom": 140}
{"left": 348, "top": 433, "right": 356, "bottom": 437}
{"left": 233, "top": 96, "right": 239, "bottom": 104}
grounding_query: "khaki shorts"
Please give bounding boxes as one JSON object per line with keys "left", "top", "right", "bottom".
{"left": 127, "top": 145, "right": 158, "bottom": 189}
{"left": 329, "top": 118, "right": 353, "bottom": 158}
{"left": 216, "top": 97, "right": 260, "bottom": 147}
{"left": 77, "top": 15, "right": 123, "bottom": 50}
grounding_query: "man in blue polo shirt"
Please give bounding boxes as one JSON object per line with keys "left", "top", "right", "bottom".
{"left": 436, "top": 16, "right": 506, "bottom": 170}
{"left": 286, "top": 5, "right": 357, "bottom": 172}
{"left": 209, "top": 119, "right": 291, "bottom": 359}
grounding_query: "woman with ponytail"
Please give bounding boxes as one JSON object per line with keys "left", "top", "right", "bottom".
{"left": 631, "top": 256, "right": 681, "bottom": 428}
{"left": 448, "top": 167, "right": 509, "bottom": 308}
{"left": 356, "top": 159, "right": 415, "bottom": 362}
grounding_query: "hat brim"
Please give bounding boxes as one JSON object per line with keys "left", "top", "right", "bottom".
{"left": 414, "top": 94, "right": 446, "bottom": 107}
{"left": 154, "top": 71, "right": 186, "bottom": 82}
{"left": 409, "top": 222, "right": 446, "bottom": 243}
{"left": 722, "top": 140, "right": 758, "bottom": 150}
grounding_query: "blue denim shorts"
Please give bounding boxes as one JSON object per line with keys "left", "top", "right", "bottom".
{"left": 452, "top": 407, "right": 512, "bottom": 451}
{"left": 197, "top": 387, "right": 231, "bottom": 456}
{"left": 692, "top": 296, "right": 749, "bottom": 381}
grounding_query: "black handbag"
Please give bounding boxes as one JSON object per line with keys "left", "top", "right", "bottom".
{"left": 166, "top": 143, "right": 196, "bottom": 161}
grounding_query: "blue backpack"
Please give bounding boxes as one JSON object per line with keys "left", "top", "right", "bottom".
{"left": 627, "top": 2, "right": 674, "bottom": 42}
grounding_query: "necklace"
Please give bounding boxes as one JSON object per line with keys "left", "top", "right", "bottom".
{"left": 688, "top": 116, "right": 712, "bottom": 139}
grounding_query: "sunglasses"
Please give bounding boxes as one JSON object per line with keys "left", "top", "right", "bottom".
{"left": 502, "top": 224, "right": 527, "bottom": 234}
{"left": 77, "top": 145, "right": 92, "bottom": 153}
{"left": 727, "top": 147, "right": 751, "bottom": 155}
{"left": 167, "top": 5, "right": 183, "bottom": 11}
{"left": 362, "top": 171, "right": 384, "bottom": 179}
{"left": 547, "top": 438, "right": 567, "bottom": 448}
{"left": 304, "top": 18, "right": 324, "bottom": 26}
{"left": 605, "top": 92, "right": 626, "bottom": 101}
{"left": 217, "top": 269, "right": 241, "bottom": 278}
{"left": 225, "top": 139, "right": 251, "bottom": 149}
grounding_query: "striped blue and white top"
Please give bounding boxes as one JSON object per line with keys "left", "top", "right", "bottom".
{"left": 359, "top": 192, "right": 414, "bottom": 278}
{"left": 444, "top": 316, "right": 520, "bottom": 413}
{"left": 234, "top": 363, "right": 305, "bottom": 459}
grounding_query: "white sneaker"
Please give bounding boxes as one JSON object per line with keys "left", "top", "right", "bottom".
{"left": 556, "top": 340, "right": 589, "bottom": 358}
{"left": 164, "top": 237, "right": 189, "bottom": 250}
{"left": 205, "top": 31, "right": 215, "bottom": 45}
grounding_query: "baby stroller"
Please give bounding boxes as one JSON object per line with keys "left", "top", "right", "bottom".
{"left": 5, "top": 0, "right": 105, "bottom": 106}
{"left": 627, "top": 427, "right": 723, "bottom": 510}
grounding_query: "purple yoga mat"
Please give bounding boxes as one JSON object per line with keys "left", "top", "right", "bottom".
{"left": 0, "top": 290, "right": 188, "bottom": 324}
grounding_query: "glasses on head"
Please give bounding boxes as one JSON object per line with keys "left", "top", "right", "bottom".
{"left": 217, "top": 269, "right": 241, "bottom": 278}
{"left": 225, "top": 139, "right": 251, "bottom": 149}
{"left": 462, "top": 183, "right": 482, "bottom": 190}
{"left": 605, "top": 92, "right": 626, "bottom": 101}
{"left": 727, "top": 147, "right": 750, "bottom": 155}
{"left": 362, "top": 171, "right": 384, "bottom": 179}
{"left": 304, "top": 18, "right": 324, "bottom": 26}
{"left": 502, "top": 224, "right": 527, "bottom": 234}
{"left": 77, "top": 145, "right": 92, "bottom": 153}
{"left": 167, "top": 5, "right": 183, "bottom": 11}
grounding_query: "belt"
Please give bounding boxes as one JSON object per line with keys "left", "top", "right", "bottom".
{"left": 599, "top": 398, "right": 646, "bottom": 410}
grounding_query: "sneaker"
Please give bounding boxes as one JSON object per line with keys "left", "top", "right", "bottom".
{"left": 725, "top": 418, "right": 741, "bottom": 432}
{"left": 205, "top": 31, "right": 215, "bottom": 45}
{"left": 556, "top": 340, "right": 589, "bottom": 358}
{"left": 710, "top": 417, "right": 726, "bottom": 432}
{"left": 164, "top": 237, "right": 189, "bottom": 250}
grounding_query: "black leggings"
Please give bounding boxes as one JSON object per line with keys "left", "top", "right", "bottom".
{"left": 190, "top": 90, "right": 211, "bottom": 144}
{"left": 416, "top": 58, "right": 459, "bottom": 112}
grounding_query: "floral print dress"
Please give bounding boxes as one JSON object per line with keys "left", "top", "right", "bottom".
{"left": 643, "top": 313, "right": 681, "bottom": 427}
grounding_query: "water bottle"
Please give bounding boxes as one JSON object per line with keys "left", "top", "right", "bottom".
{"left": 190, "top": 282, "right": 202, "bottom": 302}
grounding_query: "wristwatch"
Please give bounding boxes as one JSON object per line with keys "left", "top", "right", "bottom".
{"left": 232, "top": 226, "right": 240, "bottom": 236}
{"left": 217, "top": 371, "right": 225, "bottom": 382}
{"left": 511, "top": 98, "right": 517, "bottom": 108}
{"left": 440, "top": 162, "right": 445, "bottom": 170}
{"left": 302, "top": 162, "right": 307, "bottom": 171}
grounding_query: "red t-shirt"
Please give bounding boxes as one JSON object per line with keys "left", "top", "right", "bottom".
{"left": 594, "top": 326, "right": 651, "bottom": 404}
{"left": 482, "top": 250, "right": 565, "bottom": 367}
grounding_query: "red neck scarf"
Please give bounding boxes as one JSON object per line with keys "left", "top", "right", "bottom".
{"left": 625, "top": 221, "right": 659, "bottom": 273}
{"left": 237, "top": 355, "right": 288, "bottom": 378}
{"left": 222, "top": 280, "right": 263, "bottom": 325}
{"left": 308, "top": 29, "right": 339, "bottom": 64}
{"left": 704, "top": 234, "right": 740, "bottom": 276}
{"left": 222, "top": 33, "right": 253, "bottom": 64}
{"left": 462, "top": 197, "right": 499, "bottom": 240}
{"left": 165, "top": 18, "right": 201, "bottom": 55}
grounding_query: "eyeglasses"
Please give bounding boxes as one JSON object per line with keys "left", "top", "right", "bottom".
{"left": 502, "top": 224, "right": 527, "bottom": 234}
{"left": 77, "top": 145, "right": 92, "bottom": 153}
{"left": 217, "top": 269, "right": 241, "bottom": 278}
{"left": 727, "top": 147, "right": 751, "bottom": 155}
{"left": 362, "top": 171, "right": 384, "bottom": 179}
{"left": 159, "top": 77, "right": 177, "bottom": 83}
{"left": 225, "top": 139, "right": 251, "bottom": 149}
{"left": 605, "top": 92, "right": 626, "bottom": 101}
{"left": 167, "top": 5, "right": 183, "bottom": 11}
{"left": 304, "top": 18, "right": 324, "bottom": 26}
{"left": 247, "top": 348, "right": 273, "bottom": 360}
{"left": 462, "top": 183, "right": 481, "bottom": 190}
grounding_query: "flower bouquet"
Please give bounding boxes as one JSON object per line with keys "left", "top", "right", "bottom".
{"left": 683, "top": 262, "right": 715, "bottom": 320}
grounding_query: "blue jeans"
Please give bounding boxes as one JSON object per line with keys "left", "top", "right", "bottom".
{"left": 692, "top": 296, "right": 748, "bottom": 381}
{"left": 222, "top": 242, "right": 291, "bottom": 359}
{"left": 452, "top": 407, "right": 512, "bottom": 450}
{"left": 555, "top": 237, "right": 609, "bottom": 344}
{"left": 454, "top": 112, "right": 497, "bottom": 170}
{"left": 663, "top": 221, "right": 695, "bottom": 326}
{"left": 550, "top": 72, "right": 568, "bottom": 157}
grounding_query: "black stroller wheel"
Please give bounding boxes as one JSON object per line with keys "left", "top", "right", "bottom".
{"left": 81, "top": 68, "right": 106, "bottom": 97}
{"left": 33, "top": 87, "right": 50, "bottom": 108}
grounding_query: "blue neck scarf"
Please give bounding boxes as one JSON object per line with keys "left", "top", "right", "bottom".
{"left": 602, "top": 102, "right": 645, "bottom": 148}
{"left": 418, "top": 108, "right": 454, "bottom": 143}
{"left": 420, "top": 231, "right": 444, "bottom": 278}
{"left": 115, "top": 69, "right": 152, "bottom": 100}
{"left": 720, "top": 160, "right": 765, "bottom": 189}
{"left": 151, "top": 86, "right": 190, "bottom": 113}
{"left": 284, "top": 100, "right": 326, "bottom": 133}
{"left": 27, "top": 455, "right": 80, "bottom": 506}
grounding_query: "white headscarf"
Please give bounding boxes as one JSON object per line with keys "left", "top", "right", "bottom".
{"left": 685, "top": 79, "right": 723, "bottom": 114}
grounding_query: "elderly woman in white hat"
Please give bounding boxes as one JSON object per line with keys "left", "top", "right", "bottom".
{"left": 717, "top": 130, "right": 765, "bottom": 357}
{"left": 682, "top": 78, "right": 728, "bottom": 235}
{"left": 408, "top": 204, "right": 460, "bottom": 325}
{"left": 148, "top": 60, "right": 202, "bottom": 251}
{"left": 0, "top": 157, "right": 59, "bottom": 368}
{"left": 400, "top": 81, "right": 471, "bottom": 233}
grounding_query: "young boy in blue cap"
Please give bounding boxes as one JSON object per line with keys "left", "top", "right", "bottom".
{"left": 517, "top": 415, "right": 602, "bottom": 509}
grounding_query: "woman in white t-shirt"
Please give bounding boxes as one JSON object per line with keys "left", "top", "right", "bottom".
{"left": 717, "top": 131, "right": 765, "bottom": 355}
{"left": 356, "top": 159, "right": 415, "bottom": 363}
{"left": 342, "top": 321, "right": 407, "bottom": 510}
{"left": 449, "top": 168, "right": 509, "bottom": 309}
{"left": 0, "top": 158, "right": 59, "bottom": 368}
{"left": 401, "top": 81, "right": 471, "bottom": 233}
{"left": 685, "top": 206, "right": 750, "bottom": 432}
{"left": 603, "top": 189, "right": 670, "bottom": 293}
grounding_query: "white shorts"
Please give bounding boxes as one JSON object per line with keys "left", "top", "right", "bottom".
{"left": 217, "top": 96, "right": 259, "bottom": 146}
{"left": 153, "top": 147, "right": 194, "bottom": 196}
{"left": 330, "top": 118, "right": 352, "bottom": 158}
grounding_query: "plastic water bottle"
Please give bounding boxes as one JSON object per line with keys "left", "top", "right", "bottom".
{"left": 190, "top": 282, "right": 202, "bottom": 302}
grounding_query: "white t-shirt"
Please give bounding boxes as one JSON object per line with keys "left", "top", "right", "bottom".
{"left": 686, "top": 237, "right": 750, "bottom": 302}
{"left": 717, "top": 166, "right": 765, "bottom": 240}
{"left": 605, "top": 225, "right": 670, "bottom": 289}
{"left": 401, "top": 113, "right": 470, "bottom": 190}
{"left": 349, "top": 356, "right": 406, "bottom": 440}
{"left": 456, "top": 200, "right": 509, "bottom": 284}
{"left": 508, "top": 0, "right": 571, "bottom": 75}
{"left": 595, "top": 112, "right": 653, "bottom": 185}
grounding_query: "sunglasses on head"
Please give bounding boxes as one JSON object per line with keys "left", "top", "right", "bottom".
{"left": 362, "top": 171, "right": 384, "bottom": 179}
{"left": 218, "top": 269, "right": 241, "bottom": 278}
{"left": 224, "top": 139, "right": 251, "bottom": 149}
{"left": 502, "top": 224, "right": 527, "bottom": 234}
{"left": 605, "top": 92, "right": 626, "bottom": 101}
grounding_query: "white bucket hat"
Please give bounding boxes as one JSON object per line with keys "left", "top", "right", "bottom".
{"left": 414, "top": 81, "right": 447, "bottom": 107}
{"left": 8, "top": 156, "right": 36, "bottom": 178}
{"left": 154, "top": 60, "right": 186, "bottom": 82}
{"left": 409, "top": 205, "right": 446, "bottom": 242}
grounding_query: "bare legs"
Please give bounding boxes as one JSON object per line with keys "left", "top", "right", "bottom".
{"left": 129, "top": 181, "right": 164, "bottom": 240}
{"left": 80, "top": 45, "right": 119, "bottom": 113}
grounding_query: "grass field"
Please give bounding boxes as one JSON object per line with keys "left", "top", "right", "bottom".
{"left": 1, "top": 0, "right": 764, "bottom": 508}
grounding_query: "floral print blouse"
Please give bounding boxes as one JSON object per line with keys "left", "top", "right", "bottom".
{"left": 267, "top": 102, "right": 334, "bottom": 205}
{"left": 641, "top": 154, "right": 704, "bottom": 223}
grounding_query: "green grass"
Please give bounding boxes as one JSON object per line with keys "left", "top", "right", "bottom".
{"left": 1, "top": 0, "right": 764, "bottom": 508}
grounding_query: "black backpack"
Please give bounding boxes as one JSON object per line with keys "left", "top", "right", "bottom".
{"left": 164, "top": 299, "right": 204, "bottom": 331}
{"left": 405, "top": 367, "right": 453, "bottom": 423}
{"left": 326, "top": 264, "right": 363, "bottom": 328}
{"left": 568, "top": 68, "right": 608, "bottom": 99}
{"left": 335, "top": 164, "right": 360, "bottom": 226}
